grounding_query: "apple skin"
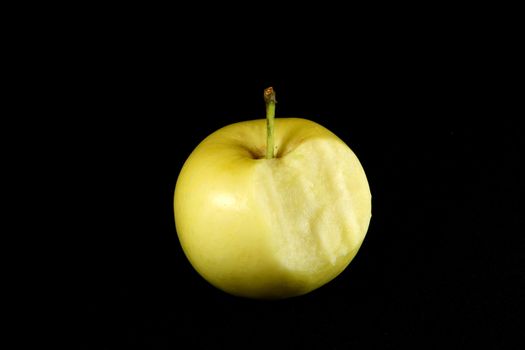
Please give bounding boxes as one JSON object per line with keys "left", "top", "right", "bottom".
{"left": 174, "top": 118, "right": 371, "bottom": 299}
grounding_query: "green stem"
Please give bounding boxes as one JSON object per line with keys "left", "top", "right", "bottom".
{"left": 264, "top": 87, "right": 277, "bottom": 159}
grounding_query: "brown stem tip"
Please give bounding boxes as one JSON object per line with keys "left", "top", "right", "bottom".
{"left": 264, "top": 87, "right": 277, "bottom": 104}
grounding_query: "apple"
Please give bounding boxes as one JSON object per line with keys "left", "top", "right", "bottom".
{"left": 174, "top": 88, "right": 371, "bottom": 299}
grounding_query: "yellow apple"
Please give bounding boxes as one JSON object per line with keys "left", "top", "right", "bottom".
{"left": 174, "top": 88, "right": 371, "bottom": 299}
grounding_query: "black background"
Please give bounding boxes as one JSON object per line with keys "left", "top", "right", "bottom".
{"left": 50, "top": 17, "right": 525, "bottom": 349}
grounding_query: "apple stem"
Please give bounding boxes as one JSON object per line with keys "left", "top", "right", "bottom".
{"left": 264, "top": 87, "right": 277, "bottom": 159}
